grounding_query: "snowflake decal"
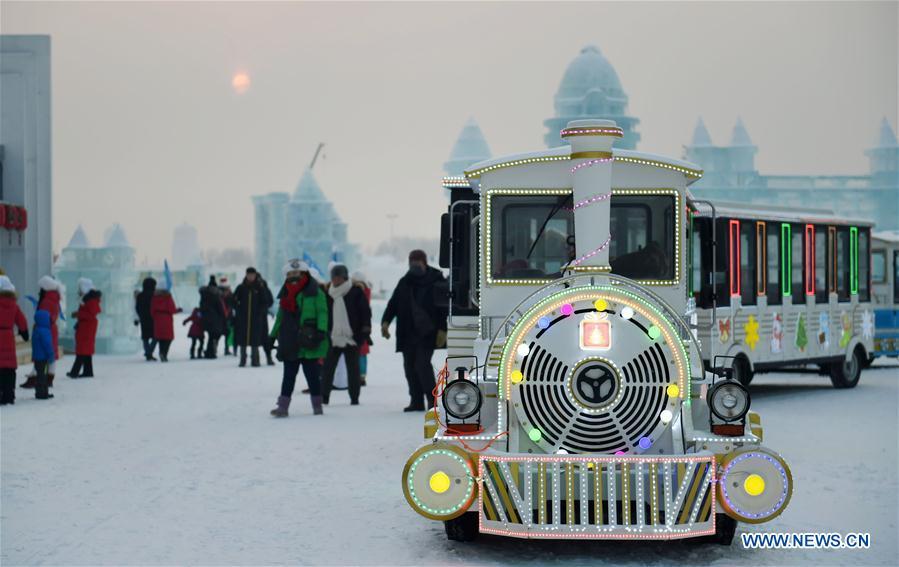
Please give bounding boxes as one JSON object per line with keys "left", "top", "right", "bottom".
{"left": 744, "top": 315, "right": 760, "bottom": 351}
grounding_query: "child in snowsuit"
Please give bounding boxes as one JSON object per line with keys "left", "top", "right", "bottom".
{"left": 32, "top": 310, "right": 55, "bottom": 400}
{"left": 183, "top": 307, "right": 204, "bottom": 359}
{"left": 0, "top": 276, "right": 29, "bottom": 405}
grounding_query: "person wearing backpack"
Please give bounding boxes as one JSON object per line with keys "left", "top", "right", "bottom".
{"left": 268, "top": 259, "right": 329, "bottom": 418}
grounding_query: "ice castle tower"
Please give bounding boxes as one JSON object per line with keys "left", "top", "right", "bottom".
{"left": 55, "top": 224, "right": 141, "bottom": 355}
{"left": 253, "top": 168, "right": 360, "bottom": 281}
{"left": 444, "top": 118, "right": 492, "bottom": 176}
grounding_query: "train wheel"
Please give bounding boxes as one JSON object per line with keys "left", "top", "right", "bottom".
{"left": 830, "top": 348, "right": 862, "bottom": 389}
{"left": 732, "top": 356, "right": 753, "bottom": 386}
{"left": 444, "top": 512, "right": 479, "bottom": 542}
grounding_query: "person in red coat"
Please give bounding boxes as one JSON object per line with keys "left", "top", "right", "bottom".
{"left": 183, "top": 305, "right": 204, "bottom": 359}
{"left": 20, "top": 275, "right": 63, "bottom": 389}
{"left": 67, "top": 278, "right": 102, "bottom": 379}
{"left": 151, "top": 288, "right": 181, "bottom": 362}
{"left": 0, "top": 275, "right": 29, "bottom": 405}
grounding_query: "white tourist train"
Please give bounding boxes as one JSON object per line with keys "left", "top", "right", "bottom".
{"left": 871, "top": 231, "right": 899, "bottom": 360}
{"left": 402, "top": 119, "right": 795, "bottom": 544}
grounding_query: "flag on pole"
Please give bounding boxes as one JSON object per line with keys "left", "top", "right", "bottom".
{"left": 163, "top": 259, "right": 173, "bottom": 291}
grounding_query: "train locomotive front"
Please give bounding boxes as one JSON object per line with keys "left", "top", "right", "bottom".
{"left": 402, "top": 120, "right": 793, "bottom": 544}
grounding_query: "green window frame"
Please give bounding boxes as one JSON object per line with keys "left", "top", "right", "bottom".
{"left": 781, "top": 223, "right": 791, "bottom": 297}
{"left": 850, "top": 227, "right": 859, "bottom": 295}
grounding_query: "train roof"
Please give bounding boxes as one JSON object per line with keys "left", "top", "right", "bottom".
{"left": 688, "top": 195, "right": 875, "bottom": 227}
{"left": 873, "top": 230, "right": 899, "bottom": 244}
{"left": 461, "top": 146, "right": 703, "bottom": 186}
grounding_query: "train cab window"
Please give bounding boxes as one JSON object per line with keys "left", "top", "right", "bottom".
{"left": 792, "top": 224, "right": 805, "bottom": 304}
{"left": 766, "top": 224, "right": 781, "bottom": 305}
{"left": 858, "top": 229, "right": 870, "bottom": 301}
{"left": 814, "top": 225, "right": 827, "bottom": 303}
{"left": 609, "top": 195, "right": 676, "bottom": 281}
{"left": 488, "top": 193, "right": 677, "bottom": 283}
{"left": 872, "top": 250, "right": 887, "bottom": 283}
{"left": 836, "top": 227, "right": 850, "bottom": 302}
{"left": 740, "top": 221, "right": 756, "bottom": 305}
{"left": 490, "top": 193, "right": 574, "bottom": 280}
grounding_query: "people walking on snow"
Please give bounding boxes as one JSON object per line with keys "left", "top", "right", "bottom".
{"left": 259, "top": 274, "right": 276, "bottom": 366}
{"left": 351, "top": 270, "right": 373, "bottom": 386}
{"left": 183, "top": 304, "right": 204, "bottom": 359}
{"left": 321, "top": 264, "right": 371, "bottom": 406}
{"left": 67, "top": 278, "right": 102, "bottom": 379}
{"left": 0, "top": 276, "right": 29, "bottom": 405}
{"left": 219, "top": 277, "right": 235, "bottom": 356}
{"left": 233, "top": 267, "right": 274, "bottom": 367}
{"left": 268, "top": 259, "right": 329, "bottom": 417}
{"left": 21, "top": 275, "right": 62, "bottom": 389}
{"left": 31, "top": 310, "right": 56, "bottom": 400}
{"left": 199, "top": 276, "right": 226, "bottom": 359}
{"left": 134, "top": 277, "right": 157, "bottom": 361}
{"left": 381, "top": 250, "right": 448, "bottom": 412}
{"left": 151, "top": 288, "right": 181, "bottom": 362}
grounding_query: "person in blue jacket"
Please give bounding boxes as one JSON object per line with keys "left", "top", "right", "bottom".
{"left": 32, "top": 309, "right": 55, "bottom": 400}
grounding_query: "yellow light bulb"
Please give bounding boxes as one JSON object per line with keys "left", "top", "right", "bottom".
{"left": 666, "top": 384, "right": 680, "bottom": 398}
{"left": 594, "top": 298, "right": 608, "bottom": 312}
{"left": 510, "top": 370, "right": 524, "bottom": 384}
{"left": 744, "top": 474, "right": 765, "bottom": 496}
{"left": 429, "top": 471, "right": 451, "bottom": 494}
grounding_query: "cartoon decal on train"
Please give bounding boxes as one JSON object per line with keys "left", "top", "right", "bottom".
{"left": 401, "top": 120, "right": 808, "bottom": 544}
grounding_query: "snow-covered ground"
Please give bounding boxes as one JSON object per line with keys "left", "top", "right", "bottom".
{"left": 2, "top": 333, "right": 897, "bottom": 566}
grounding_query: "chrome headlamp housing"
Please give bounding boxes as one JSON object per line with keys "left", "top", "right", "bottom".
{"left": 442, "top": 380, "right": 482, "bottom": 420}
{"left": 708, "top": 380, "right": 751, "bottom": 422}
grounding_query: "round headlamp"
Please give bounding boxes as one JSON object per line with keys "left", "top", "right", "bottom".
{"left": 708, "top": 380, "right": 751, "bottom": 422}
{"left": 442, "top": 380, "right": 482, "bottom": 420}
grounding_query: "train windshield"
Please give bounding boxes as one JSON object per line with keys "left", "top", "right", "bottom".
{"left": 489, "top": 193, "right": 676, "bottom": 281}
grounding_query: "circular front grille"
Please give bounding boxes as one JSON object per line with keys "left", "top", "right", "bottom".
{"left": 502, "top": 286, "right": 688, "bottom": 455}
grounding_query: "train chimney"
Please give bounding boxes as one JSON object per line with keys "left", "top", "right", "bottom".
{"left": 563, "top": 119, "right": 622, "bottom": 270}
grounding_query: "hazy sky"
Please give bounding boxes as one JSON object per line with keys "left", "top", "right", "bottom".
{"left": 3, "top": 1, "right": 897, "bottom": 263}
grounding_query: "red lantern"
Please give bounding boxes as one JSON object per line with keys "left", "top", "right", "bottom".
{"left": 0, "top": 205, "right": 6, "bottom": 230}
{"left": 5, "top": 205, "right": 16, "bottom": 231}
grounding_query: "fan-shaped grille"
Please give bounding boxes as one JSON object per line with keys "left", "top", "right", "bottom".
{"left": 518, "top": 341, "right": 670, "bottom": 454}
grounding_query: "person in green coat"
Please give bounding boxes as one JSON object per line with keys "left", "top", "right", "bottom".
{"left": 269, "top": 259, "right": 330, "bottom": 417}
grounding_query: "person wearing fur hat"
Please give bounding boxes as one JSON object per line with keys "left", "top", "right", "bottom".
{"left": 233, "top": 267, "right": 274, "bottom": 367}
{"left": 20, "top": 275, "right": 63, "bottom": 389}
{"left": 31, "top": 310, "right": 55, "bottom": 400}
{"left": 321, "top": 264, "right": 371, "bottom": 405}
{"left": 268, "top": 259, "right": 329, "bottom": 417}
{"left": 134, "top": 277, "right": 158, "bottom": 361}
{"left": 0, "top": 276, "right": 29, "bottom": 404}
{"left": 151, "top": 287, "right": 181, "bottom": 362}
{"left": 67, "top": 278, "right": 102, "bottom": 379}
{"left": 199, "top": 276, "right": 226, "bottom": 359}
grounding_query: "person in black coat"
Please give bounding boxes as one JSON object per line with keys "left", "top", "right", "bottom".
{"left": 200, "top": 277, "right": 227, "bottom": 359}
{"left": 134, "top": 277, "right": 157, "bottom": 361}
{"left": 321, "top": 264, "right": 372, "bottom": 405}
{"left": 381, "top": 250, "right": 447, "bottom": 411}
{"left": 232, "top": 267, "right": 274, "bottom": 367}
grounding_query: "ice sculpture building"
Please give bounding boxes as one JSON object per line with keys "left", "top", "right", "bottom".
{"left": 54, "top": 224, "right": 141, "bottom": 354}
{"left": 253, "top": 168, "right": 360, "bottom": 281}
